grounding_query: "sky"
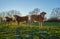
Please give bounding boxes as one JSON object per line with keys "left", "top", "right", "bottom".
{"left": 0, "top": 0, "right": 60, "bottom": 18}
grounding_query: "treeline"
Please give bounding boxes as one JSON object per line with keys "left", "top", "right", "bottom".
{"left": 45, "top": 17, "right": 60, "bottom": 22}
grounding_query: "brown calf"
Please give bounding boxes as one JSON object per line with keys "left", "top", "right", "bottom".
{"left": 13, "top": 15, "right": 28, "bottom": 26}
{"left": 5, "top": 17, "right": 13, "bottom": 25}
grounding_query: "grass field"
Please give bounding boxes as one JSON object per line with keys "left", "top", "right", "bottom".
{"left": 0, "top": 22, "right": 60, "bottom": 39}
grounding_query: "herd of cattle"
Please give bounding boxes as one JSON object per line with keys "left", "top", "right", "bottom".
{"left": 0, "top": 12, "right": 46, "bottom": 29}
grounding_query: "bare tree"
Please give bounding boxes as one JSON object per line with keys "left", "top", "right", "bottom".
{"left": 6, "top": 10, "right": 21, "bottom": 17}
{"left": 0, "top": 12, "right": 6, "bottom": 22}
{"left": 51, "top": 8, "right": 60, "bottom": 18}
{"left": 0, "top": 13, "right": 2, "bottom": 22}
{"left": 0, "top": 12, "right": 6, "bottom": 17}
{"left": 29, "top": 8, "right": 40, "bottom": 15}
{"left": 49, "top": 8, "right": 60, "bottom": 22}
{"left": 33, "top": 8, "right": 40, "bottom": 15}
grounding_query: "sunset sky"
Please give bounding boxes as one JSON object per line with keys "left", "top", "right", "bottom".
{"left": 0, "top": 0, "right": 60, "bottom": 18}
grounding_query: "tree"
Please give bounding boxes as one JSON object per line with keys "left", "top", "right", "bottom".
{"left": 6, "top": 10, "right": 21, "bottom": 17}
{"left": 33, "top": 8, "right": 40, "bottom": 14}
{"left": 51, "top": 8, "right": 60, "bottom": 18}
{"left": 29, "top": 8, "right": 40, "bottom": 15}
{"left": 0, "top": 13, "right": 2, "bottom": 17}
{"left": 49, "top": 8, "right": 60, "bottom": 22}
{"left": 0, "top": 12, "right": 6, "bottom": 22}
{"left": 0, "top": 12, "right": 6, "bottom": 17}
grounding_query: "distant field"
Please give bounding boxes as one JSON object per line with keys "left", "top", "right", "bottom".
{"left": 0, "top": 22, "right": 60, "bottom": 39}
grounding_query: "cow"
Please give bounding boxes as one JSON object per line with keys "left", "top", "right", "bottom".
{"left": 5, "top": 17, "right": 13, "bottom": 26}
{"left": 13, "top": 15, "right": 28, "bottom": 26}
{"left": 30, "top": 12, "right": 46, "bottom": 29}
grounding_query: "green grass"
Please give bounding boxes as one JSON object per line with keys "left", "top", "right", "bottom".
{"left": 0, "top": 22, "right": 60, "bottom": 39}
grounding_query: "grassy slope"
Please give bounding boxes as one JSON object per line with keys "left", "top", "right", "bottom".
{"left": 0, "top": 22, "right": 60, "bottom": 39}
